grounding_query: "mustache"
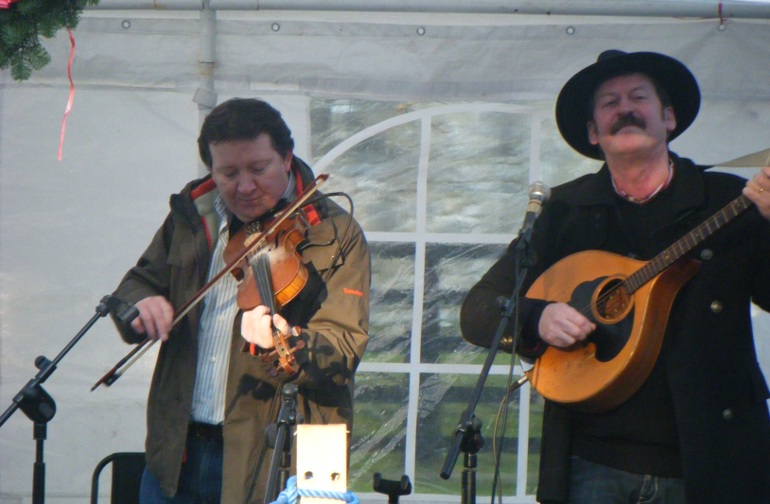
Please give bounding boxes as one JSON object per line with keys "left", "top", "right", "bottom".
{"left": 610, "top": 113, "right": 646, "bottom": 134}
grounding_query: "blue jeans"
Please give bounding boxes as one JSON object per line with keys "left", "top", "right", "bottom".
{"left": 568, "top": 456, "right": 686, "bottom": 504}
{"left": 139, "top": 432, "right": 223, "bottom": 504}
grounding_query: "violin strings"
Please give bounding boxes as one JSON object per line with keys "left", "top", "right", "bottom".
{"left": 253, "top": 252, "right": 276, "bottom": 314}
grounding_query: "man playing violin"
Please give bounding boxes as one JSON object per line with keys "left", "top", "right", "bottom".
{"left": 461, "top": 50, "right": 770, "bottom": 503}
{"left": 110, "top": 98, "right": 370, "bottom": 503}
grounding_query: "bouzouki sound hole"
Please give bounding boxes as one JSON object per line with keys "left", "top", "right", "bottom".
{"left": 593, "top": 276, "right": 633, "bottom": 323}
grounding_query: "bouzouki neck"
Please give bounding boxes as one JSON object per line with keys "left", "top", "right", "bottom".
{"left": 626, "top": 194, "right": 752, "bottom": 293}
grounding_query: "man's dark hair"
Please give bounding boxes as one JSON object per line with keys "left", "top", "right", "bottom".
{"left": 197, "top": 98, "right": 295, "bottom": 168}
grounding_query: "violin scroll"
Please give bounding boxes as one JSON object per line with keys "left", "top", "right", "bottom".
{"left": 259, "top": 325, "right": 307, "bottom": 377}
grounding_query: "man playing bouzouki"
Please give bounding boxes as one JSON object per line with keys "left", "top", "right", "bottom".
{"left": 461, "top": 51, "right": 770, "bottom": 503}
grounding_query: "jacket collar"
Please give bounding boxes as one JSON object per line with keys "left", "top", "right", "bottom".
{"left": 558, "top": 152, "right": 708, "bottom": 218}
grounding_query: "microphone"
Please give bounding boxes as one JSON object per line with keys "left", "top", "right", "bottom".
{"left": 100, "top": 295, "right": 140, "bottom": 325}
{"left": 517, "top": 181, "right": 551, "bottom": 244}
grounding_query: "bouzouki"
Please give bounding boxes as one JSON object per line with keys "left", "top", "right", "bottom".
{"left": 525, "top": 193, "right": 754, "bottom": 413}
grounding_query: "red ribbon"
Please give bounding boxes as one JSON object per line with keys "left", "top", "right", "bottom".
{"left": 58, "top": 29, "right": 76, "bottom": 160}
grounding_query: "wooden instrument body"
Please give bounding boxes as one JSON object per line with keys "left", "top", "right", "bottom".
{"left": 525, "top": 250, "right": 700, "bottom": 412}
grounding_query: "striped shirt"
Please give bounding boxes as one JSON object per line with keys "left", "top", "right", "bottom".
{"left": 190, "top": 172, "right": 297, "bottom": 425}
{"left": 190, "top": 194, "right": 238, "bottom": 425}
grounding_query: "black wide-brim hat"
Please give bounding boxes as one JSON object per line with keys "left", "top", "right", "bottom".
{"left": 555, "top": 50, "right": 701, "bottom": 160}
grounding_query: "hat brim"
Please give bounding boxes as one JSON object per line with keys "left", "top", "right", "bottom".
{"left": 555, "top": 51, "right": 700, "bottom": 160}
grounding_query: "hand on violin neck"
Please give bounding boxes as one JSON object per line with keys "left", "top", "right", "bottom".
{"left": 131, "top": 296, "right": 174, "bottom": 342}
{"left": 241, "top": 306, "right": 291, "bottom": 350}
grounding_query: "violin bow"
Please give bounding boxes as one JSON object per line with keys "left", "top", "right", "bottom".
{"left": 91, "top": 173, "right": 329, "bottom": 391}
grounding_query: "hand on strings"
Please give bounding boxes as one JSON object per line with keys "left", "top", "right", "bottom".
{"left": 131, "top": 295, "right": 174, "bottom": 342}
{"left": 241, "top": 306, "right": 292, "bottom": 350}
{"left": 538, "top": 302, "right": 596, "bottom": 349}
{"left": 743, "top": 166, "right": 770, "bottom": 221}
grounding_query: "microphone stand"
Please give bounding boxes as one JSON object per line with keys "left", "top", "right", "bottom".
{"left": 440, "top": 231, "right": 537, "bottom": 504}
{"left": 0, "top": 295, "right": 138, "bottom": 504}
{"left": 264, "top": 383, "right": 300, "bottom": 504}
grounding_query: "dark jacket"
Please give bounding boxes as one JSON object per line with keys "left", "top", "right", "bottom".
{"left": 111, "top": 159, "right": 370, "bottom": 503}
{"left": 461, "top": 155, "right": 770, "bottom": 503}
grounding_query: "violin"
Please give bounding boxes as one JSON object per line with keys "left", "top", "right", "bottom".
{"left": 224, "top": 211, "right": 309, "bottom": 376}
{"left": 91, "top": 174, "right": 328, "bottom": 390}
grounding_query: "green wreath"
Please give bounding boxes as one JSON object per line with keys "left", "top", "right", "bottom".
{"left": 0, "top": 0, "right": 99, "bottom": 81}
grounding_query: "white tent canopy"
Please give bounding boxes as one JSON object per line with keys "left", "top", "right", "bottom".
{"left": 2, "top": 2, "right": 769, "bottom": 503}
{"left": 92, "top": 0, "right": 770, "bottom": 17}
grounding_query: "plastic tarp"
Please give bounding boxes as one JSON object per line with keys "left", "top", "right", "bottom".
{"left": 1, "top": 6, "right": 769, "bottom": 503}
